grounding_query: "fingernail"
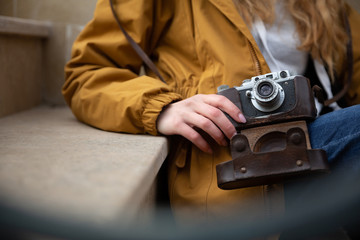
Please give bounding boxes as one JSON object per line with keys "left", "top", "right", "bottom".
{"left": 239, "top": 113, "right": 247, "bottom": 123}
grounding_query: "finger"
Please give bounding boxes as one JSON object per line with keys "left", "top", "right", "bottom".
{"left": 177, "top": 124, "right": 213, "bottom": 154}
{"left": 203, "top": 94, "right": 247, "bottom": 123}
{"left": 194, "top": 104, "right": 235, "bottom": 140}
{"left": 184, "top": 111, "right": 228, "bottom": 146}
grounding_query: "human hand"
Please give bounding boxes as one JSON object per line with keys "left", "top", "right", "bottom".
{"left": 156, "top": 94, "right": 246, "bottom": 153}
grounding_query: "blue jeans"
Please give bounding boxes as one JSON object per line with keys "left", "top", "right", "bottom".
{"left": 308, "top": 104, "right": 360, "bottom": 171}
{"left": 284, "top": 105, "right": 360, "bottom": 236}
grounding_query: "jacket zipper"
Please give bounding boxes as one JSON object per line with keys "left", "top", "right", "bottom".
{"left": 248, "top": 39, "right": 262, "bottom": 76}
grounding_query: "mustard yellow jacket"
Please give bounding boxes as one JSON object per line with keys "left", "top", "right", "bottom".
{"left": 63, "top": 0, "right": 360, "bottom": 222}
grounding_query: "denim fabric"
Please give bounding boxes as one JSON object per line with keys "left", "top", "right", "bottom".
{"left": 308, "top": 104, "right": 360, "bottom": 171}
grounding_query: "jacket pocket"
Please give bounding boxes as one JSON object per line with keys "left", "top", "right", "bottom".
{"left": 169, "top": 136, "right": 192, "bottom": 169}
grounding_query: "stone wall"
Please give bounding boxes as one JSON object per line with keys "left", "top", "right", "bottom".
{"left": 0, "top": 0, "right": 97, "bottom": 106}
{"left": 0, "top": 1, "right": 167, "bottom": 226}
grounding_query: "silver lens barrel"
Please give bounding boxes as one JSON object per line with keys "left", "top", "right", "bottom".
{"left": 251, "top": 79, "right": 285, "bottom": 112}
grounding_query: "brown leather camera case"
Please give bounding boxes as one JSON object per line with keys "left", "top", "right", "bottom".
{"left": 216, "top": 76, "right": 330, "bottom": 189}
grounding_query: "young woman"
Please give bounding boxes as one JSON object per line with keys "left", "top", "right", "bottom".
{"left": 63, "top": 0, "right": 360, "bottom": 223}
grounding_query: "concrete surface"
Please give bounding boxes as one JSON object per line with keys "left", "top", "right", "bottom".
{"left": 0, "top": 105, "right": 169, "bottom": 225}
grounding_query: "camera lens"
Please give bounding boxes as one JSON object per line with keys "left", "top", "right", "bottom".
{"left": 254, "top": 80, "right": 278, "bottom": 104}
{"left": 251, "top": 79, "right": 285, "bottom": 112}
{"left": 257, "top": 82, "right": 273, "bottom": 97}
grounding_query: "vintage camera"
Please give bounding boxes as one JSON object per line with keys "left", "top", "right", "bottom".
{"left": 218, "top": 70, "right": 318, "bottom": 131}
{"left": 216, "top": 71, "right": 329, "bottom": 189}
{"left": 227, "top": 70, "right": 293, "bottom": 117}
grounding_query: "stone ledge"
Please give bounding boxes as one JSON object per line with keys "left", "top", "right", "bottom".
{"left": 0, "top": 16, "right": 51, "bottom": 38}
{"left": 0, "top": 105, "right": 169, "bottom": 225}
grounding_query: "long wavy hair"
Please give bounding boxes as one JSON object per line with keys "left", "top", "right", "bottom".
{"left": 233, "top": 0, "right": 349, "bottom": 81}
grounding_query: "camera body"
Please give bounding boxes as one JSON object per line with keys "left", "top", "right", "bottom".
{"left": 218, "top": 70, "right": 317, "bottom": 131}
{"left": 233, "top": 70, "right": 294, "bottom": 117}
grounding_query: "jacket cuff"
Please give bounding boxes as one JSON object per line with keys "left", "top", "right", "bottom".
{"left": 142, "top": 92, "right": 183, "bottom": 135}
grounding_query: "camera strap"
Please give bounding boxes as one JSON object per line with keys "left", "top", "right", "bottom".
{"left": 109, "top": 0, "right": 167, "bottom": 84}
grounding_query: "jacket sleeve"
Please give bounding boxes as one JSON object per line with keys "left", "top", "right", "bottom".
{"left": 62, "top": 0, "right": 182, "bottom": 135}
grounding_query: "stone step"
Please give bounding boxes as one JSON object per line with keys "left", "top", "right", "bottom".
{"left": 0, "top": 16, "right": 51, "bottom": 118}
{"left": 0, "top": 15, "right": 51, "bottom": 37}
{"left": 0, "top": 105, "right": 169, "bottom": 225}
